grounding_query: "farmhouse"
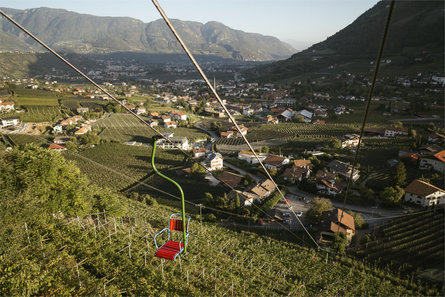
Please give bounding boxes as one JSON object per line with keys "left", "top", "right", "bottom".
{"left": 52, "top": 124, "right": 63, "bottom": 134}
{"left": 319, "top": 209, "right": 355, "bottom": 242}
{"left": 404, "top": 179, "right": 445, "bottom": 207}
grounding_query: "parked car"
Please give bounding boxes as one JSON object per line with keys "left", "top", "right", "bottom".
{"left": 296, "top": 211, "right": 303, "bottom": 217}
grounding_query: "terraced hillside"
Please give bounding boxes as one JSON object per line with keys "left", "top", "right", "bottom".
{"left": 352, "top": 209, "right": 445, "bottom": 284}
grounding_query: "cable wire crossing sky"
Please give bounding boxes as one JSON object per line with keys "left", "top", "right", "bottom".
{"left": 3, "top": 0, "right": 380, "bottom": 50}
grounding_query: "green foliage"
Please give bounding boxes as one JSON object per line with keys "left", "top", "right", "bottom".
{"left": 305, "top": 198, "right": 333, "bottom": 224}
{"left": 331, "top": 138, "right": 342, "bottom": 149}
{"left": 392, "top": 162, "right": 407, "bottom": 187}
{"left": 191, "top": 162, "right": 206, "bottom": 175}
{"left": 347, "top": 211, "right": 368, "bottom": 229}
{"left": 78, "top": 132, "right": 101, "bottom": 146}
{"left": 380, "top": 186, "right": 405, "bottom": 206}
{"left": 333, "top": 232, "right": 348, "bottom": 254}
{"left": 261, "top": 189, "right": 285, "bottom": 212}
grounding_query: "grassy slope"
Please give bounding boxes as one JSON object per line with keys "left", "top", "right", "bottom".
{"left": 0, "top": 195, "right": 439, "bottom": 296}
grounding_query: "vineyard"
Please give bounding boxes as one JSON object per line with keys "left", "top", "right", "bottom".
{"left": 352, "top": 209, "right": 445, "bottom": 283}
{"left": 95, "top": 113, "right": 207, "bottom": 143}
{"left": 63, "top": 143, "right": 185, "bottom": 191}
{"left": 1, "top": 197, "right": 439, "bottom": 296}
{"left": 11, "top": 105, "right": 62, "bottom": 122}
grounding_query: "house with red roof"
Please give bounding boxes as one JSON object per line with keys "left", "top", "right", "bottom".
{"left": 319, "top": 209, "right": 355, "bottom": 242}
{"left": 404, "top": 179, "right": 445, "bottom": 207}
{"left": 419, "top": 150, "right": 445, "bottom": 173}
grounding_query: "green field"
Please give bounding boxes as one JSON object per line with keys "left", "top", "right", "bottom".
{"left": 16, "top": 96, "right": 60, "bottom": 106}
{"left": 95, "top": 113, "right": 207, "bottom": 143}
{"left": 9, "top": 105, "right": 62, "bottom": 123}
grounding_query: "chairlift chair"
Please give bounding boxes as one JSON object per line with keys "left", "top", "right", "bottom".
{"left": 154, "top": 213, "right": 191, "bottom": 260}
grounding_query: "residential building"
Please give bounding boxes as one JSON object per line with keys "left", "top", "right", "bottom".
{"left": 218, "top": 171, "right": 244, "bottom": 188}
{"left": 404, "top": 179, "right": 445, "bottom": 207}
{"left": 74, "top": 125, "right": 91, "bottom": 135}
{"left": 281, "top": 160, "right": 312, "bottom": 183}
{"left": 384, "top": 126, "right": 409, "bottom": 137}
{"left": 53, "top": 136, "right": 71, "bottom": 144}
{"left": 206, "top": 152, "right": 223, "bottom": 171}
{"left": 157, "top": 134, "right": 189, "bottom": 150}
{"left": 49, "top": 143, "right": 67, "bottom": 152}
{"left": 164, "top": 121, "right": 177, "bottom": 128}
{"left": 0, "top": 101, "right": 15, "bottom": 112}
{"left": 238, "top": 150, "right": 267, "bottom": 164}
{"left": 192, "top": 147, "right": 207, "bottom": 158}
{"left": 319, "top": 209, "right": 355, "bottom": 242}
{"left": 60, "top": 115, "right": 82, "bottom": 126}
{"left": 52, "top": 124, "right": 63, "bottom": 134}
{"left": 315, "top": 169, "right": 344, "bottom": 196}
{"left": 1, "top": 117, "right": 20, "bottom": 127}
{"left": 263, "top": 154, "right": 290, "bottom": 170}
{"left": 419, "top": 150, "right": 445, "bottom": 173}
{"left": 327, "top": 160, "right": 360, "bottom": 182}
{"left": 77, "top": 107, "right": 89, "bottom": 114}
{"left": 339, "top": 134, "right": 360, "bottom": 148}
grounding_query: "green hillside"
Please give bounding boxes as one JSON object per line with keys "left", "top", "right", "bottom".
{"left": 0, "top": 144, "right": 442, "bottom": 295}
{"left": 0, "top": 7, "right": 294, "bottom": 61}
{"left": 248, "top": 0, "right": 444, "bottom": 81}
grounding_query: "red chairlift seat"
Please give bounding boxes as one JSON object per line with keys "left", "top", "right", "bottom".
{"left": 154, "top": 213, "right": 190, "bottom": 261}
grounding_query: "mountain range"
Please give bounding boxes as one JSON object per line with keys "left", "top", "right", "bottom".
{"left": 0, "top": 7, "right": 295, "bottom": 61}
{"left": 247, "top": 0, "right": 444, "bottom": 81}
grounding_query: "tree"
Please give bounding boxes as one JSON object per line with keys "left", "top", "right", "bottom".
{"left": 263, "top": 145, "right": 270, "bottom": 154}
{"left": 393, "top": 121, "right": 403, "bottom": 129}
{"left": 305, "top": 198, "right": 333, "bottom": 224}
{"left": 333, "top": 232, "right": 348, "bottom": 254}
{"left": 79, "top": 132, "right": 101, "bottom": 146}
{"left": 347, "top": 211, "right": 368, "bottom": 229}
{"left": 392, "top": 161, "right": 406, "bottom": 186}
{"left": 380, "top": 186, "right": 404, "bottom": 206}
{"left": 235, "top": 193, "right": 241, "bottom": 209}
{"left": 331, "top": 138, "right": 342, "bottom": 149}
{"left": 191, "top": 162, "right": 206, "bottom": 175}
{"left": 244, "top": 173, "right": 254, "bottom": 185}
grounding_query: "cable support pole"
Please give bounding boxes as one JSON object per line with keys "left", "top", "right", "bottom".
{"left": 337, "top": 0, "right": 396, "bottom": 232}
{"left": 151, "top": 0, "right": 319, "bottom": 249}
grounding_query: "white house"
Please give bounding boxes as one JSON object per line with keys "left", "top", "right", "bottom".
{"left": 1, "top": 117, "right": 20, "bottom": 127}
{"left": 263, "top": 154, "right": 289, "bottom": 170}
{"left": 206, "top": 152, "right": 223, "bottom": 171}
{"left": 419, "top": 150, "right": 445, "bottom": 173}
{"left": 158, "top": 134, "right": 189, "bottom": 150}
{"left": 404, "top": 179, "right": 445, "bottom": 207}
{"left": 52, "top": 124, "right": 63, "bottom": 134}
{"left": 0, "top": 102, "right": 15, "bottom": 112}
{"left": 238, "top": 150, "right": 267, "bottom": 164}
{"left": 384, "top": 126, "right": 409, "bottom": 137}
{"left": 327, "top": 160, "right": 360, "bottom": 182}
{"left": 339, "top": 134, "right": 361, "bottom": 148}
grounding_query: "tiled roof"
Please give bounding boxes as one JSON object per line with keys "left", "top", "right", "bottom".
{"left": 433, "top": 150, "right": 445, "bottom": 162}
{"left": 263, "top": 155, "right": 286, "bottom": 167}
{"left": 293, "top": 159, "right": 311, "bottom": 167}
{"left": 218, "top": 171, "right": 243, "bottom": 188}
{"left": 405, "top": 179, "right": 445, "bottom": 197}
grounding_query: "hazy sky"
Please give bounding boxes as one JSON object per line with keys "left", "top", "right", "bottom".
{"left": 2, "top": 0, "right": 380, "bottom": 50}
